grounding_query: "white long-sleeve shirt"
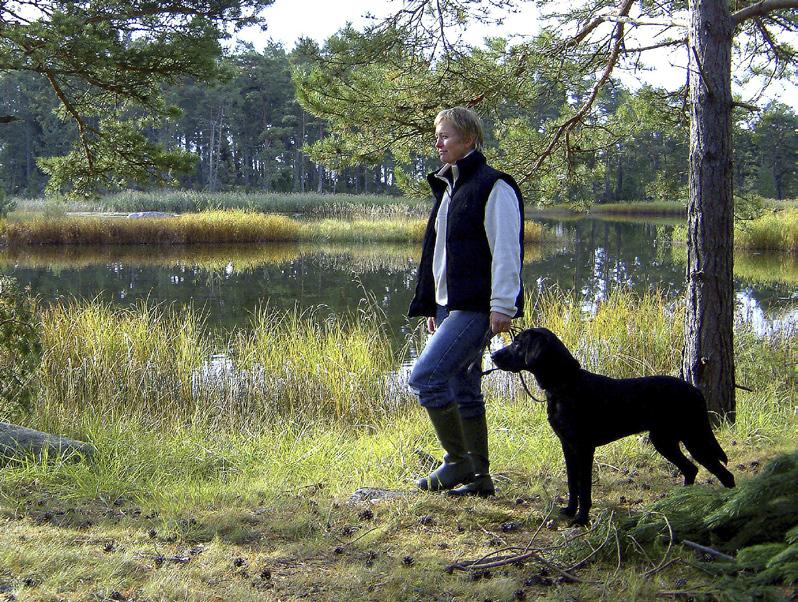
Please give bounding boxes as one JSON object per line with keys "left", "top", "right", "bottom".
{"left": 432, "top": 161, "right": 523, "bottom": 317}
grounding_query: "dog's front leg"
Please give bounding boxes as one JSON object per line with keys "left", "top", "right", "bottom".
{"left": 559, "top": 441, "right": 579, "bottom": 518}
{"left": 572, "top": 446, "right": 595, "bottom": 526}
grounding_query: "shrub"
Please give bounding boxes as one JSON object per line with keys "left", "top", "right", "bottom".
{"left": 0, "top": 188, "right": 15, "bottom": 218}
{"left": 0, "top": 277, "right": 41, "bottom": 419}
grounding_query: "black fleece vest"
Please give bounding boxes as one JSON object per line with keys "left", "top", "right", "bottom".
{"left": 408, "top": 151, "right": 525, "bottom": 318}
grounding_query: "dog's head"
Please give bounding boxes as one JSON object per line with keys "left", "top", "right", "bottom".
{"left": 490, "top": 327, "right": 580, "bottom": 387}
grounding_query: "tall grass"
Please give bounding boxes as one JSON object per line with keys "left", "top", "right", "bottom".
{"left": 2, "top": 211, "right": 302, "bottom": 245}
{"left": 26, "top": 288, "right": 795, "bottom": 455}
{"left": 736, "top": 207, "right": 798, "bottom": 252}
{"left": 589, "top": 201, "right": 686, "bottom": 216}
{"left": 0, "top": 210, "right": 550, "bottom": 246}
{"left": 34, "top": 299, "right": 405, "bottom": 434}
{"left": 298, "top": 218, "right": 426, "bottom": 243}
{"left": 14, "top": 190, "right": 427, "bottom": 217}
{"left": 517, "top": 288, "right": 683, "bottom": 378}
{"left": 671, "top": 207, "right": 798, "bottom": 252}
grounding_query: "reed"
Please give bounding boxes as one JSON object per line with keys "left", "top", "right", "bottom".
{"left": 517, "top": 287, "right": 683, "bottom": 378}
{"left": 298, "top": 218, "right": 426, "bottom": 243}
{"left": 671, "top": 207, "right": 798, "bottom": 252}
{"left": 735, "top": 208, "right": 798, "bottom": 252}
{"left": 30, "top": 288, "right": 795, "bottom": 449}
{"left": 2, "top": 211, "right": 301, "bottom": 246}
{"left": 35, "top": 299, "right": 407, "bottom": 433}
{"left": 0, "top": 210, "right": 551, "bottom": 246}
{"left": 589, "top": 201, "right": 686, "bottom": 216}
{"left": 17, "top": 190, "right": 427, "bottom": 217}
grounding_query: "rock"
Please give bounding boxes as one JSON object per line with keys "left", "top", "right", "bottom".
{"left": 348, "top": 488, "right": 411, "bottom": 504}
{"left": 0, "top": 422, "right": 94, "bottom": 461}
{"left": 126, "top": 211, "right": 175, "bottom": 219}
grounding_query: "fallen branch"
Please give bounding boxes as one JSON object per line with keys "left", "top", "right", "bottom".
{"left": 445, "top": 509, "right": 611, "bottom": 585}
{"left": 681, "top": 539, "right": 736, "bottom": 561}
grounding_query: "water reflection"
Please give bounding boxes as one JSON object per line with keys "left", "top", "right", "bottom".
{"left": 0, "top": 218, "right": 795, "bottom": 337}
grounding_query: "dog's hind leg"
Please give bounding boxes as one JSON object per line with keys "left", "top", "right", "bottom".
{"left": 649, "top": 432, "right": 699, "bottom": 485}
{"left": 683, "top": 437, "right": 736, "bottom": 488}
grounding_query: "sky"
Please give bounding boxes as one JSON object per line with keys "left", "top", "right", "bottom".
{"left": 240, "top": 0, "right": 796, "bottom": 110}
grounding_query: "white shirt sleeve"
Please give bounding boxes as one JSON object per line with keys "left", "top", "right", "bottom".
{"left": 484, "top": 179, "right": 522, "bottom": 317}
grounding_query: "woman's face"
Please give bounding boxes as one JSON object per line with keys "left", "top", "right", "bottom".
{"left": 434, "top": 120, "right": 475, "bottom": 165}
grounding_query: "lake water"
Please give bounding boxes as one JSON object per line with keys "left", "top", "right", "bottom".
{"left": 1, "top": 217, "right": 796, "bottom": 340}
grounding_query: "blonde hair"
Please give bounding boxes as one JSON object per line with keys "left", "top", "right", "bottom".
{"left": 434, "top": 107, "right": 484, "bottom": 151}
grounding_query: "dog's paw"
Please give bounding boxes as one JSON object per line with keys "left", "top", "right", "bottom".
{"left": 570, "top": 514, "right": 590, "bottom": 527}
{"left": 558, "top": 506, "right": 577, "bottom": 518}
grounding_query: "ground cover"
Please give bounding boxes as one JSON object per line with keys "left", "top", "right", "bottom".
{"left": 0, "top": 288, "right": 794, "bottom": 600}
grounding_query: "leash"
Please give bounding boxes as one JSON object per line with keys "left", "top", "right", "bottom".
{"left": 474, "top": 327, "right": 545, "bottom": 403}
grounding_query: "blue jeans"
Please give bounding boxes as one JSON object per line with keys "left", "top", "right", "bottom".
{"left": 408, "top": 306, "right": 492, "bottom": 419}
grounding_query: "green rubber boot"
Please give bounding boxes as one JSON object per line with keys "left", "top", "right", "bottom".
{"left": 448, "top": 413, "right": 496, "bottom": 497}
{"left": 415, "top": 404, "right": 475, "bottom": 492}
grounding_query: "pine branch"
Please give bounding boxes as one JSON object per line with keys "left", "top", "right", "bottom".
{"left": 526, "top": 0, "right": 634, "bottom": 178}
{"left": 732, "top": 0, "right": 798, "bottom": 26}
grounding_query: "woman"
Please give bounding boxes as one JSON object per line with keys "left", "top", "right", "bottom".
{"left": 408, "top": 107, "right": 524, "bottom": 497}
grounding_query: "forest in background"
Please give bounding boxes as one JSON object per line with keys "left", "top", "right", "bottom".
{"left": 1, "top": 41, "right": 796, "bottom": 203}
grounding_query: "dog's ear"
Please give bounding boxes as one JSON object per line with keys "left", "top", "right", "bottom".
{"left": 531, "top": 329, "right": 581, "bottom": 385}
{"left": 522, "top": 330, "right": 546, "bottom": 369}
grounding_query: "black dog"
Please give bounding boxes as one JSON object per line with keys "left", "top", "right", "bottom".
{"left": 491, "top": 327, "right": 735, "bottom": 525}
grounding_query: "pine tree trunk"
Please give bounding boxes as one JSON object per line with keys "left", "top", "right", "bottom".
{"left": 682, "top": 0, "right": 736, "bottom": 423}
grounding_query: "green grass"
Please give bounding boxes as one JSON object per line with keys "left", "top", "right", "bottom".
{"left": 0, "top": 289, "right": 795, "bottom": 600}
{"left": 589, "top": 201, "right": 686, "bottom": 216}
{"left": 671, "top": 206, "right": 798, "bottom": 253}
{"left": 0, "top": 210, "right": 550, "bottom": 246}
{"left": 736, "top": 207, "right": 798, "bottom": 252}
{"left": 11, "top": 190, "right": 427, "bottom": 218}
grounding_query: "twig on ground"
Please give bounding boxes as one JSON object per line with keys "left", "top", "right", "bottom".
{"left": 681, "top": 539, "right": 735, "bottom": 561}
{"left": 566, "top": 512, "right": 615, "bottom": 571}
{"left": 643, "top": 512, "right": 675, "bottom": 577}
{"left": 445, "top": 511, "right": 619, "bottom": 585}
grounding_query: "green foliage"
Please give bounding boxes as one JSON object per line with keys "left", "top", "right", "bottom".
{"left": 0, "top": 276, "right": 41, "bottom": 419}
{"left": 0, "top": 0, "right": 275, "bottom": 196}
{"left": 0, "top": 187, "right": 15, "bottom": 217}
{"left": 38, "top": 117, "right": 196, "bottom": 197}
{"left": 734, "top": 191, "right": 766, "bottom": 222}
{"left": 622, "top": 453, "right": 798, "bottom": 592}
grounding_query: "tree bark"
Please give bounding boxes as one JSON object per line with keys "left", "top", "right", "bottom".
{"left": 0, "top": 422, "right": 94, "bottom": 460}
{"left": 682, "top": 0, "right": 736, "bottom": 422}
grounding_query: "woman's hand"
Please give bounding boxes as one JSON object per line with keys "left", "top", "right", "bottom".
{"left": 490, "top": 311, "right": 512, "bottom": 334}
{"left": 426, "top": 316, "right": 437, "bottom": 333}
